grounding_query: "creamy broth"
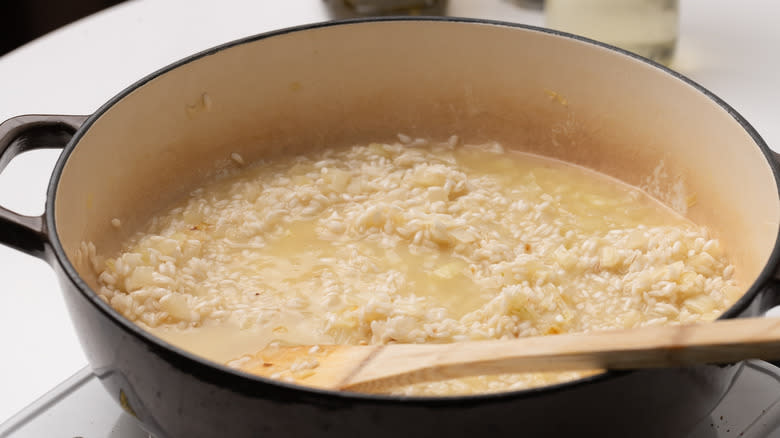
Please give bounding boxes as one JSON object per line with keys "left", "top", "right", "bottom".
{"left": 93, "top": 137, "right": 739, "bottom": 395}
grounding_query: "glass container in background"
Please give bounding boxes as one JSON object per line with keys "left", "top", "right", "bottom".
{"left": 545, "top": 0, "right": 679, "bottom": 65}
{"left": 327, "top": 0, "right": 446, "bottom": 16}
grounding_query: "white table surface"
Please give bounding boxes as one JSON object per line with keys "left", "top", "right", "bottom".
{"left": 0, "top": 0, "right": 778, "bottom": 424}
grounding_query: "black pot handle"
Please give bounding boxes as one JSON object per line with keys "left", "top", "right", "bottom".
{"left": 0, "top": 114, "right": 88, "bottom": 259}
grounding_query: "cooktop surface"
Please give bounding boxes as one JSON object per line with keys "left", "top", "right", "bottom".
{"left": 2, "top": 361, "right": 780, "bottom": 437}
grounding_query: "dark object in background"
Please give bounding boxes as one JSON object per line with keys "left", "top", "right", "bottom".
{"left": 0, "top": 0, "right": 124, "bottom": 56}
{"left": 324, "top": 0, "right": 447, "bottom": 17}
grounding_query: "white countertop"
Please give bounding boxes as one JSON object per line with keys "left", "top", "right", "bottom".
{"left": 0, "top": 0, "right": 778, "bottom": 424}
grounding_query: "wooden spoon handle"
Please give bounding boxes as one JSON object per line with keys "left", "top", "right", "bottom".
{"left": 343, "top": 317, "right": 780, "bottom": 391}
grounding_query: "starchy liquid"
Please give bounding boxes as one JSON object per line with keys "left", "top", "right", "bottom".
{"left": 91, "top": 136, "right": 739, "bottom": 395}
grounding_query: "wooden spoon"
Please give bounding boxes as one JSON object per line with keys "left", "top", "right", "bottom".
{"left": 236, "top": 316, "right": 780, "bottom": 393}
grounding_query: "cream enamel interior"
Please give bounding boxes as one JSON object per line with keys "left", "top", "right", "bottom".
{"left": 54, "top": 20, "right": 778, "bottom": 334}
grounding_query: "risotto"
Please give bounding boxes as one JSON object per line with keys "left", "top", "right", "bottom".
{"left": 89, "top": 135, "right": 740, "bottom": 395}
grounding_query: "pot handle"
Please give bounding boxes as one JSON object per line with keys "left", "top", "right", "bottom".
{"left": 0, "top": 114, "right": 88, "bottom": 258}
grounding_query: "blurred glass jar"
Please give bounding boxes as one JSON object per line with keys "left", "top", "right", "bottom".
{"left": 337, "top": 0, "right": 444, "bottom": 15}
{"left": 545, "top": 0, "right": 679, "bottom": 65}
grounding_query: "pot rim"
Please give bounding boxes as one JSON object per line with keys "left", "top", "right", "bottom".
{"left": 45, "top": 16, "right": 780, "bottom": 404}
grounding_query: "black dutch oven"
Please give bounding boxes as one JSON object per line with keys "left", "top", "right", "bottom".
{"left": 1, "top": 18, "right": 779, "bottom": 438}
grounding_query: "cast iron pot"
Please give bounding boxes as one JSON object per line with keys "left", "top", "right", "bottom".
{"left": 1, "top": 18, "right": 779, "bottom": 438}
